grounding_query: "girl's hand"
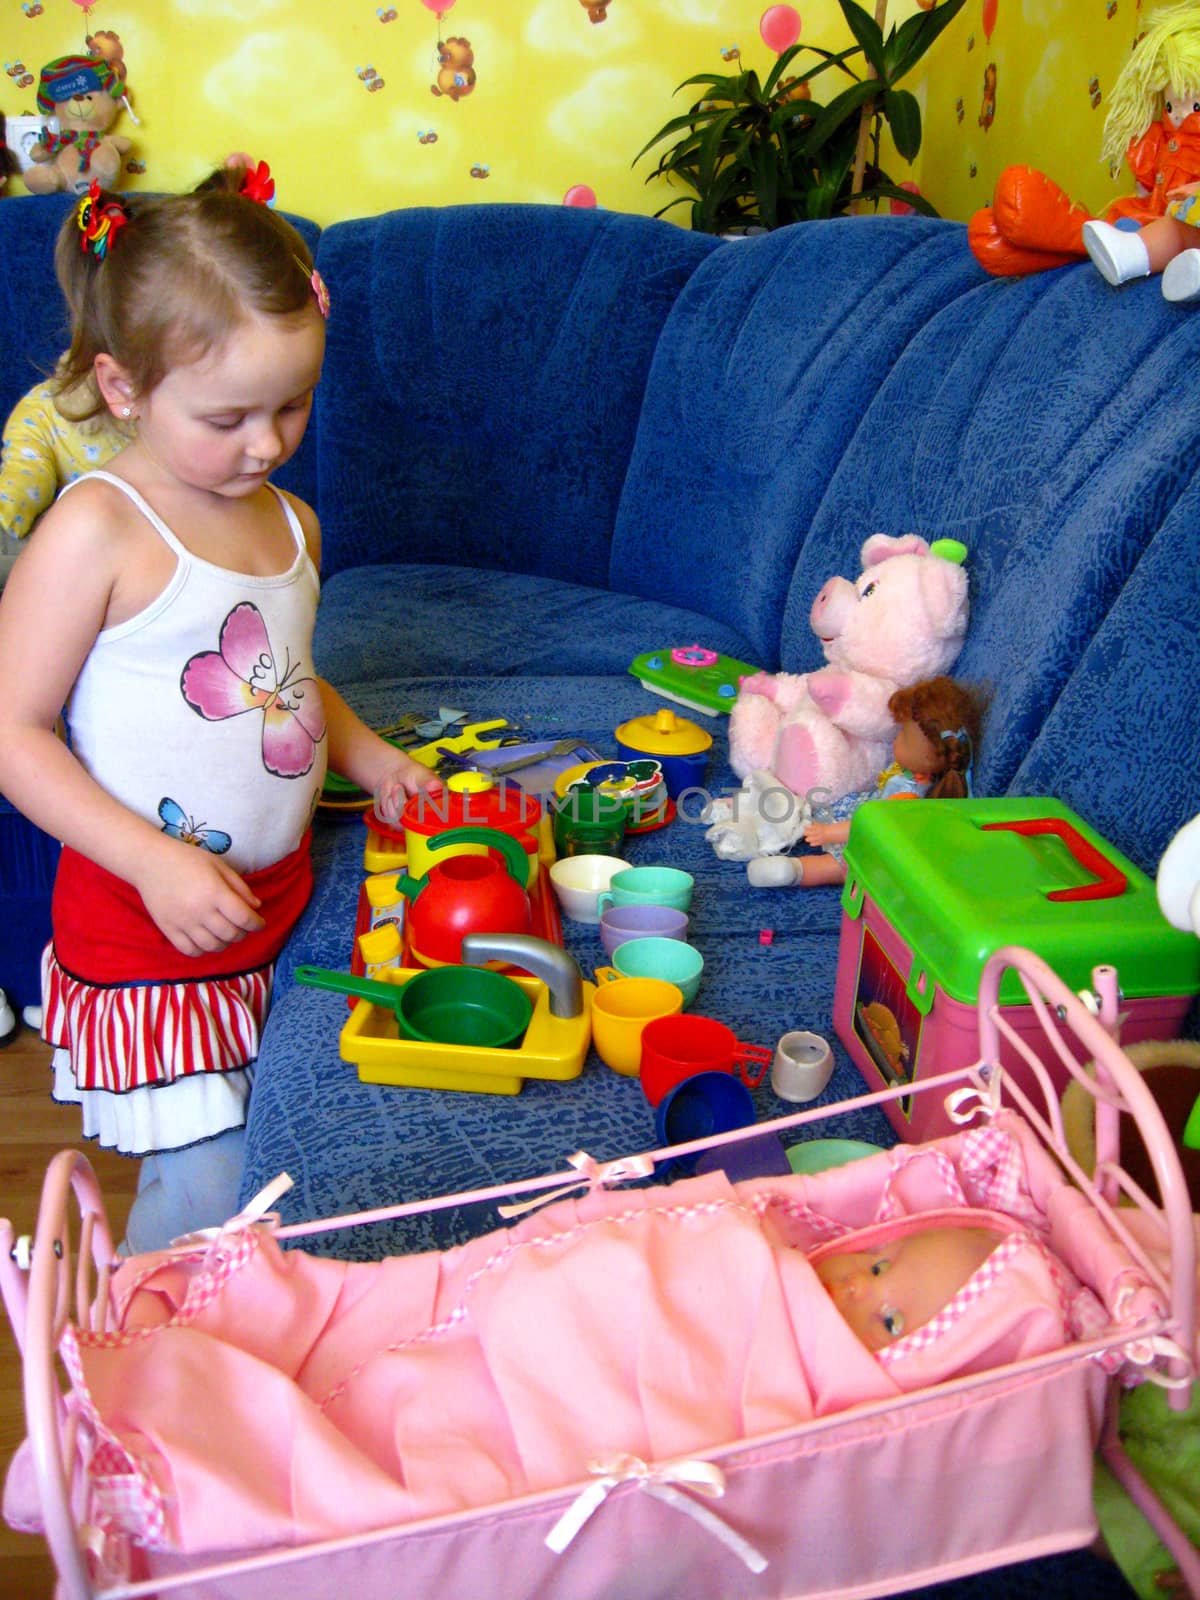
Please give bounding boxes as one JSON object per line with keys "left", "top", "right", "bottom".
{"left": 1167, "top": 180, "right": 1200, "bottom": 199}
{"left": 374, "top": 754, "right": 440, "bottom": 823}
{"left": 134, "top": 838, "right": 266, "bottom": 957}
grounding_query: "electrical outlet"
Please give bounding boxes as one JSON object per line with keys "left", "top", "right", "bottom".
{"left": 5, "top": 115, "right": 51, "bottom": 173}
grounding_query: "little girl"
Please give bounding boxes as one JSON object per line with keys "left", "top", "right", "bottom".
{"left": 0, "top": 163, "right": 433, "bottom": 1251}
{"left": 748, "top": 675, "right": 983, "bottom": 888}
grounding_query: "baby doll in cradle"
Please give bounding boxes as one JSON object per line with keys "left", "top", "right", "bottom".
{"left": 748, "top": 674, "right": 983, "bottom": 889}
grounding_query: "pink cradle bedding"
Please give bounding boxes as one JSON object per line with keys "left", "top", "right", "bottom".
{"left": 7, "top": 1113, "right": 1162, "bottom": 1569}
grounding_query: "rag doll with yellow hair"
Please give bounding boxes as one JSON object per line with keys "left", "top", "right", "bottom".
{"left": 969, "top": 2, "right": 1200, "bottom": 300}
{"left": 1081, "top": 2, "right": 1200, "bottom": 299}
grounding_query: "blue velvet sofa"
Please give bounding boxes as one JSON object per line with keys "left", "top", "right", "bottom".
{"left": 3, "top": 192, "right": 1196, "bottom": 1599}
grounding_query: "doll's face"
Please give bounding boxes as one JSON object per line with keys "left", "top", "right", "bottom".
{"left": 814, "top": 1224, "right": 1001, "bottom": 1351}
{"left": 1163, "top": 83, "right": 1200, "bottom": 127}
{"left": 892, "top": 719, "right": 942, "bottom": 775}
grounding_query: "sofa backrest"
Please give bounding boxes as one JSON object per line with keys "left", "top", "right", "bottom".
{"left": 0, "top": 193, "right": 321, "bottom": 512}
{"left": 311, "top": 203, "right": 719, "bottom": 585}
{"left": 611, "top": 216, "right": 986, "bottom": 669}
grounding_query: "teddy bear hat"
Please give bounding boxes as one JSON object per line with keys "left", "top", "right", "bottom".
{"left": 36, "top": 56, "right": 121, "bottom": 117}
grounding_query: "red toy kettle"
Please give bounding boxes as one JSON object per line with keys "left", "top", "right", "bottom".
{"left": 397, "top": 826, "right": 532, "bottom": 966}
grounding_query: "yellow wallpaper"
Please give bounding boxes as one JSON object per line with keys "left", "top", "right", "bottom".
{"left": 2, "top": 0, "right": 934, "bottom": 225}
{"left": 919, "top": 0, "right": 1148, "bottom": 223}
{"left": 0, "top": 0, "right": 1156, "bottom": 227}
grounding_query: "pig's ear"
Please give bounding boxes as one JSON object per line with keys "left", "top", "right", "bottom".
{"left": 860, "top": 532, "right": 930, "bottom": 568}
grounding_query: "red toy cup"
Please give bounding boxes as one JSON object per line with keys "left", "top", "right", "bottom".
{"left": 639, "top": 1013, "right": 771, "bottom": 1107}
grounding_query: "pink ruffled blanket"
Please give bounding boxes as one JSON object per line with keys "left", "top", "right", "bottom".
{"left": 4, "top": 1117, "right": 1161, "bottom": 1560}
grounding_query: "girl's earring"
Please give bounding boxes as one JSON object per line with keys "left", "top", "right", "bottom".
{"left": 121, "top": 406, "right": 133, "bottom": 419}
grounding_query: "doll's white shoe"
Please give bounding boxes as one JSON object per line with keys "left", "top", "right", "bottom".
{"left": 1082, "top": 220, "right": 1151, "bottom": 286}
{"left": 747, "top": 856, "right": 803, "bottom": 887}
{"left": 1162, "top": 249, "right": 1200, "bottom": 303}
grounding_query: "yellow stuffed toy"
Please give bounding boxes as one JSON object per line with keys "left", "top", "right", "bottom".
{"left": 0, "top": 365, "right": 126, "bottom": 557}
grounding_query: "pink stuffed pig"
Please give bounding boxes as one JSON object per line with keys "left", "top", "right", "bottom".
{"left": 730, "top": 533, "right": 969, "bottom": 804}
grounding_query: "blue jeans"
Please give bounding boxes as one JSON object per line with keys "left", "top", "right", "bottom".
{"left": 123, "top": 1125, "right": 247, "bottom": 1255}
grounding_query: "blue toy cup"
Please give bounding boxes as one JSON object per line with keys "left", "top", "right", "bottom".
{"left": 654, "top": 1070, "right": 757, "bottom": 1170}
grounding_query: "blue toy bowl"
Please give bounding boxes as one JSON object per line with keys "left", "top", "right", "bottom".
{"left": 655, "top": 1070, "right": 757, "bottom": 1169}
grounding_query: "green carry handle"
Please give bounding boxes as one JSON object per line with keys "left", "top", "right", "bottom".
{"left": 397, "top": 825, "right": 531, "bottom": 903}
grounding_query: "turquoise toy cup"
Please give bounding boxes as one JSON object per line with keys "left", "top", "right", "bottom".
{"left": 601, "top": 936, "right": 704, "bottom": 1008}
{"left": 596, "top": 866, "right": 694, "bottom": 915}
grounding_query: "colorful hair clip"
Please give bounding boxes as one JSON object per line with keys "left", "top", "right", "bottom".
{"left": 77, "top": 180, "right": 128, "bottom": 261}
{"left": 239, "top": 159, "right": 275, "bottom": 206}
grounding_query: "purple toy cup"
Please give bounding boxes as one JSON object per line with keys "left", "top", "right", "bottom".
{"left": 599, "top": 902, "right": 690, "bottom": 959}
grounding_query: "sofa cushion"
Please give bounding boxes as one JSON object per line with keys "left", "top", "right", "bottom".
{"left": 313, "top": 563, "right": 762, "bottom": 683}
{"left": 611, "top": 216, "right": 988, "bottom": 669}
{"left": 312, "top": 204, "right": 720, "bottom": 589}
{"left": 774, "top": 256, "right": 1200, "bottom": 842}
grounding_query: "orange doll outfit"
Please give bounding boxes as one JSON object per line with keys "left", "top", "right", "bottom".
{"left": 970, "top": 110, "right": 1200, "bottom": 278}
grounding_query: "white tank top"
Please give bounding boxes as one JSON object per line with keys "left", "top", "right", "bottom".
{"left": 62, "top": 471, "right": 326, "bottom": 874}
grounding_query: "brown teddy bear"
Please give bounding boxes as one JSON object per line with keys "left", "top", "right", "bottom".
{"left": 23, "top": 48, "right": 132, "bottom": 196}
{"left": 431, "top": 38, "right": 476, "bottom": 101}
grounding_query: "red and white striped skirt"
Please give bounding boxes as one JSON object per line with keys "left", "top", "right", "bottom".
{"left": 42, "top": 944, "right": 273, "bottom": 1094}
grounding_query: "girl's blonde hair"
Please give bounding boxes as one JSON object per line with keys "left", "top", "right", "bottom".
{"left": 1101, "top": 3, "right": 1200, "bottom": 171}
{"left": 55, "top": 164, "right": 317, "bottom": 420}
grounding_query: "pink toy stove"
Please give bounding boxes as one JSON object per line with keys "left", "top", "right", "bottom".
{"left": 1, "top": 947, "right": 1197, "bottom": 1600}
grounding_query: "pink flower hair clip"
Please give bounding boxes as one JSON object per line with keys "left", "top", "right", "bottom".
{"left": 309, "top": 267, "right": 331, "bottom": 320}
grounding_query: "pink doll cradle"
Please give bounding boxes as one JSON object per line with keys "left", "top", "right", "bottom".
{"left": 0, "top": 946, "right": 1197, "bottom": 1600}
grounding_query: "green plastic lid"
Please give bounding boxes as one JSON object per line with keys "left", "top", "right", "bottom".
{"left": 841, "top": 797, "right": 1200, "bottom": 1010}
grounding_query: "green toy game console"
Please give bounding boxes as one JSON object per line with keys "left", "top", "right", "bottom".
{"left": 628, "top": 646, "right": 762, "bottom": 717}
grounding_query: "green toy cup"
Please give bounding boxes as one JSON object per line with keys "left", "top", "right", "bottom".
{"left": 596, "top": 866, "right": 694, "bottom": 914}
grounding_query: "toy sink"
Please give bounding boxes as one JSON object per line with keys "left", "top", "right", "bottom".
{"left": 338, "top": 967, "right": 595, "bottom": 1094}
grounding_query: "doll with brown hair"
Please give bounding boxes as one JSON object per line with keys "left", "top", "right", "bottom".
{"left": 747, "top": 675, "right": 983, "bottom": 888}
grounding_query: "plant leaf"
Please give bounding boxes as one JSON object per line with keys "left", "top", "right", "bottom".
{"left": 867, "top": 180, "right": 941, "bottom": 217}
{"left": 632, "top": 106, "right": 727, "bottom": 167}
{"left": 886, "top": 0, "right": 969, "bottom": 82}
{"left": 882, "top": 87, "right": 921, "bottom": 163}
{"left": 798, "top": 78, "right": 879, "bottom": 155}
{"left": 697, "top": 107, "right": 743, "bottom": 197}
{"left": 837, "top": 0, "right": 886, "bottom": 80}
{"left": 753, "top": 140, "right": 781, "bottom": 229}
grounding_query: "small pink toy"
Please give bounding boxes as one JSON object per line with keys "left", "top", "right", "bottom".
{"left": 708, "top": 535, "right": 969, "bottom": 861}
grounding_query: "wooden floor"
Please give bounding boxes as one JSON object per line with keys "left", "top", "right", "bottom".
{"left": 0, "top": 1021, "right": 138, "bottom": 1599}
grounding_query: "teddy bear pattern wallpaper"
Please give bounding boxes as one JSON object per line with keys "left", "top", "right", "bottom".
{"left": 0, "top": 0, "right": 1159, "bottom": 228}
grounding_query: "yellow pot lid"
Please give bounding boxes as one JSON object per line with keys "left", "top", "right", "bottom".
{"left": 615, "top": 707, "right": 712, "bottom": 755}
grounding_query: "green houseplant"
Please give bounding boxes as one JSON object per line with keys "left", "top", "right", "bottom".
{"left": 635, "top": 0, "right": 967, "bottom": 233}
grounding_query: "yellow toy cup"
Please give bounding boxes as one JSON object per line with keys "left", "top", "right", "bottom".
{"left": 590, "top": 975, "right": 683, "bottom": 1076}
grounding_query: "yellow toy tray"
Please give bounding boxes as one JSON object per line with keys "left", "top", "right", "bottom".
{"left": 338, "top": 968, "right": 595, "bottom": 1094}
